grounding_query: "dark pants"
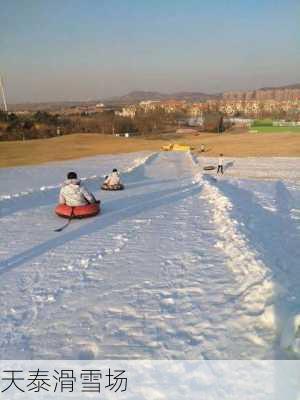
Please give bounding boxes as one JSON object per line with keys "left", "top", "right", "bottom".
{"left": 217, "top": 165, "right": 223, "bottom": 174}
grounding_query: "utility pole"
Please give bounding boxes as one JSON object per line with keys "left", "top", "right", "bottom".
{"left": 0, "top": 76, "right": 8, "bottom": 113}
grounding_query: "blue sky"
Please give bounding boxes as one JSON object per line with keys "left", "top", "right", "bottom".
{"left": 1, "top": 0, "right": 299, "bottom": 103}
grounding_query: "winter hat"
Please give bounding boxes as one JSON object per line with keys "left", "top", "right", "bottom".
{"left": 67, "top": 171, "right": 77, "bottom": 179}
{"left": 112, "top": 168, "right": 118, "bottom": 172}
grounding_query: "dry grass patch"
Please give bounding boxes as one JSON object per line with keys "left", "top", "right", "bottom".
{"left": 0, "top": 131, "right": 300, "bottom": 168}
{"left": 0, "top": 134, "right": 167, "bottom": 167}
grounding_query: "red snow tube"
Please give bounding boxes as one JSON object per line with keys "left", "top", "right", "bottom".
{"left": 55, "top": 201, "right": 101, "bottom": 219}
{"left": 101, "top": 183, "right": 124, "bottom": 191}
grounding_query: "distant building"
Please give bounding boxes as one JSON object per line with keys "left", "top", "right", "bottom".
{"left": 226, "top": 117, "right": 253, "bottom": 127}
{"left": 159, "top": 100, "right": 186, "bottom": 113}
{"left": 115, "top": 105, "right": 137, "bottom": 118}
{"left": 187, "top": 103, "right": 208, "bottom": 117}
{"left": 139, "top": 100, "right": 161, "bottom": 112}
{"left": 223, "top": 88, "right": 300, "bottom": 101}
{"left": 188, "top": 116, "right": 204, "bottom": 127}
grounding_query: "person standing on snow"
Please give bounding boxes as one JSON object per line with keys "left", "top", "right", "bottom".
{"left": 59, "top": 171, "right": 96, "bottom": 206}
{"left": 105, "top": 168, "right": 121, "bottom": 187}
{"left": 217, "top": 153, "right": 224, "bottom": 175}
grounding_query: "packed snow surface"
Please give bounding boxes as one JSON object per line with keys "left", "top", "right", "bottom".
{"left": 0, "top": 152, "right": 299, "bottom": 359}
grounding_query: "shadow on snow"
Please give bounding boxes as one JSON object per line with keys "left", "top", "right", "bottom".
{"left": 0, "top": 183, "right": 202, "bottom": 274}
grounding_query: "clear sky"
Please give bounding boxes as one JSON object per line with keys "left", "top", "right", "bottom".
{"left": 1, "top": 0, "right": 299, "bottom": 103}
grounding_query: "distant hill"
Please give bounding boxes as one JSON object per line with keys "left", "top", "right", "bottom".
{"left": 9, "top": 101, "right": 86, "bottom": 112}
{"left": 7, "top": 83, "right": 300, "bottom": 110}
{"left": 105, "top": 90, "right": 220, "bottom": 105}
{"left": 105, "top": 84, "right": 300, "bottom": 104}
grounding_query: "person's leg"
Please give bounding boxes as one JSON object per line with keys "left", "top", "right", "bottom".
{"left": 221, "top": 165, "right": 224, "bottom": 174}
{"left": 217, "top": 165, "right": 220, "bottom": 174}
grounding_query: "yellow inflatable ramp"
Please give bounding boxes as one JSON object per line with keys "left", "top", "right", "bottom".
{"left": 161, "top": 144, "right": 173, "bottom": 151}
{"left": 172, "top": 144, "right": 191, "bottom": 152}
{"left": 161, "top": 143, "right": 191, "bottom": 152}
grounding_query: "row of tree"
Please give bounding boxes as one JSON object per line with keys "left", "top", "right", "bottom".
{"left": 0, "top": 109, "right": 180, "bottom": 140}
{"left": 0, "top": 108, "right": 227, "bottom": 141}
{"left": 0, "top": 111, "right": 70, "bottom": 140}
{"left": 232, "top": 109, "right": 300, "bottom": 120}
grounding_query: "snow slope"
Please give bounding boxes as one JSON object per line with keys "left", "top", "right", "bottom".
{"left": 0, "top": 152, "right": 299, "bottom": 359}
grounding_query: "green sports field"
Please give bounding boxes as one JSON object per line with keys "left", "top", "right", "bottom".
{"left": 249, "top": 125, "right": 300, "bottom": 133}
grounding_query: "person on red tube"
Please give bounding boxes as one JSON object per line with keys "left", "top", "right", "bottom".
{"left": 59, "top": 171, "right": 96, "bottom": 206}
{"left": 105, "top": 168, "right": 121, "bottom": 187}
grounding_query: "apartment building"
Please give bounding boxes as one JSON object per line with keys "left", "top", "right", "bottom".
{"left": 115, "top": 105, "right": 137, "bottom": 118}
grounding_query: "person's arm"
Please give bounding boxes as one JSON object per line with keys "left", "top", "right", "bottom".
{"left": 59, "top": 189, "right": 66, "bottom": 204}
{"left": 115, "top": 172, "right": 121, "bottom": 183}
{"left": 106, "top": 176, "right": 112, "bottom": 185}
{"left": 81, "top": 186, "right": 96, "bottom": 203}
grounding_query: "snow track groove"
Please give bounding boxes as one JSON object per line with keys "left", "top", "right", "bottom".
{"left": 200, "top": 178, "right": 274, "bottom": 314}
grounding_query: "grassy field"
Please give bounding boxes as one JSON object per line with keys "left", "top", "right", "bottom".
{"left": 0, "top": 134, "right": 169, "bottom": 168}
{"left": 250, "top": 126, "right": 300, "bottom": 133}
{"left": 1, "top": 131, "right": 300, "bottom": 168}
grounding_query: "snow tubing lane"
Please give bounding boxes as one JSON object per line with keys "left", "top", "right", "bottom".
{"left": 55, "top": 201, "right": 101, "bottom": 219}
{"left": 101, "top": 183, "right": 125, "bottom": 191}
